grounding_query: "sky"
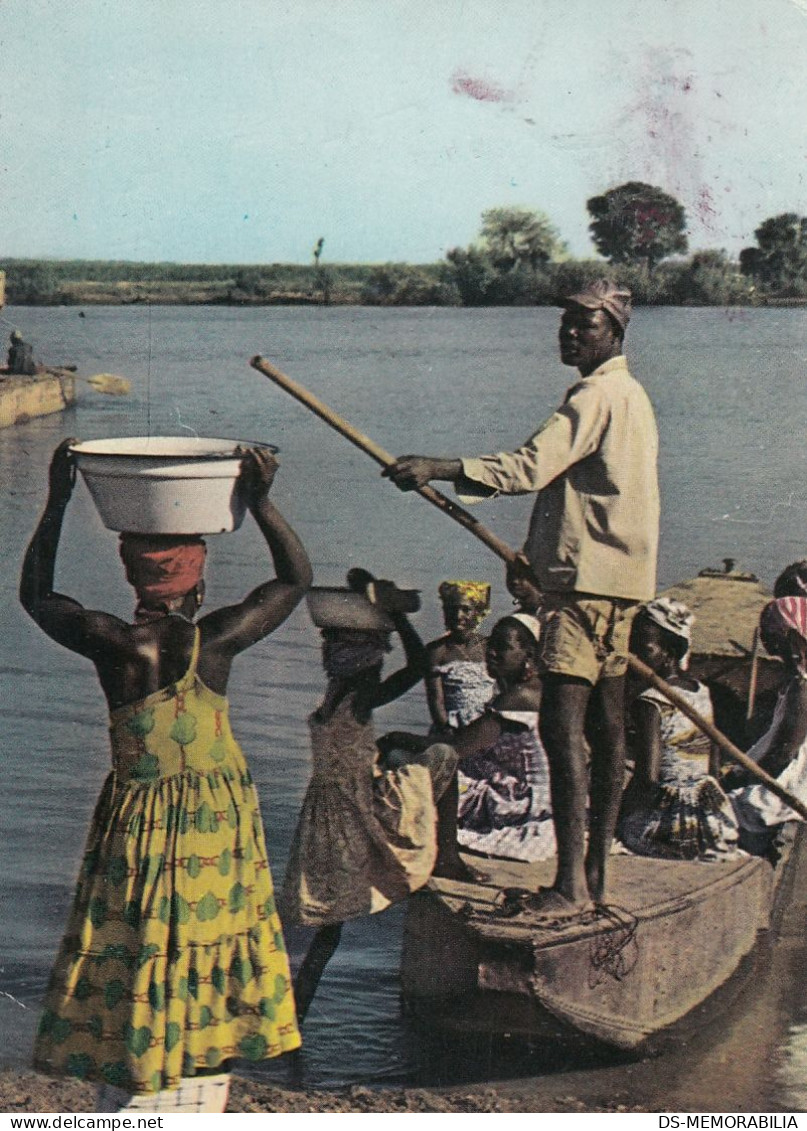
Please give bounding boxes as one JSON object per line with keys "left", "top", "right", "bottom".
{"left": 3, "top": 0, "right": 807, "bottom": 265}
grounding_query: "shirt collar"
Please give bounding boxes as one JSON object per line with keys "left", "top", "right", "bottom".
{"left": 582, "top": 354, "right": 627, "bottom": 380}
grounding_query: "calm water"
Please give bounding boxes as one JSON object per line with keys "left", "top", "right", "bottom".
{"left": 1, "top": 303, "right": 807, "bottom": 1095}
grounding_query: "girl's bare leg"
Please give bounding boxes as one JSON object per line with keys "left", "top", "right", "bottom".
{"left": 294, "top": 923, "right": 343, "bottom": 1022}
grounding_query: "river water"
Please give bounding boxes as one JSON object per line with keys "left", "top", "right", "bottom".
{"left": 1, "top": 303, "right": 807, "bottom": 1099}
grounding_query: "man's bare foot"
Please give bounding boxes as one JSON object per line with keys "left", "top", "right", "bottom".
{"left": 433, "top": 856, "right": 490, "bottom": 884}
{"left": 521, "top": 886, "right": 593, "bottom": 919}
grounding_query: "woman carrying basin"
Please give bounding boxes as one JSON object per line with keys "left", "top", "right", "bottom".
{"left": 21, "top": 438, "right": 312, "bottom": 1112}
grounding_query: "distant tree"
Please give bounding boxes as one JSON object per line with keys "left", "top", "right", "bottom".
{"left": 7, "top": 262, "right": 58, "bottom": 304}
{"left": 443, "top": 246, "right": 498, "bottom": 305}
{"left": 479, "top": 207, "right": 566, "bottom": 272}
{"left": 587, "top": 182, "right": 688, "bottom": 272}
{"left": 362, "top": 264, "right": 459, "bottom": 306}
{"left": 232, "top": 267, "right": 264, "bottom": 296}
{"left": 739, "top": 213, "right": 807, "bottom": 295}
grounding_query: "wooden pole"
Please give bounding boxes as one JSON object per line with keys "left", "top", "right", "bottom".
{"left": 627, "top": 653, "right": 807, "bottom": 821}
{"left": 251, "top": 354, "right": 522, "bottom": 568}
{"left": 746, "top": 627, "right": 761, "bottom": 721}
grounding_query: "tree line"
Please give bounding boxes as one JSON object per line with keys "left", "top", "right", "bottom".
{"left": 3, "top": 182, "right": 806, "bottom": 307}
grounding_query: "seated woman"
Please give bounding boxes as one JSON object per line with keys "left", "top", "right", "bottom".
{"left": 425, "top": 580, "right": 496, "bottom": 733}
{"left": 618, "top": 598, "right": 740, "bottom": 860}
{"left": 729, "top": 596, "right": 807, "bottom": 857}
{"left": 456, "top": 613, "right": 553, "bottom": 863}
{"left": 391, "top": 614, "right": 553, "bottom": 864}
{"left": 280, "top": 571, "right": 459, "bottom": 1022}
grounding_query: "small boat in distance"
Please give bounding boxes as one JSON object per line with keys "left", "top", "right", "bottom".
{"left": 0, "top": 366, "right": 76, "bottom": 429}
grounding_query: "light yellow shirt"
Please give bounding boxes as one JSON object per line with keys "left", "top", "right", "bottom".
{"left": 458, "top": 355, "right": 659, "bottom": 601}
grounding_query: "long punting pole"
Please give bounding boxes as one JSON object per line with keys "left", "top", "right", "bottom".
{"left": 251, "top": 354, "right": 519, "bottom": 566}
{"left": 251, "top": 353, "right": 807, "bottom": 820}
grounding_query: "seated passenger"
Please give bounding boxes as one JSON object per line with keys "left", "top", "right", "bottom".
{"left": 384, "top": 613, "right": 553, "bottom": 864}
{"left": 729, "top": 596, "right": 807, "bottom": 857}
{"left": 618, "top": 598, "right": 740, "bottom": 860}
{"left": 456, "top": 613, "right": 554, "bottom": 862}
{"left": 425, "top": 580, "right": 495, "bottom": 733}
{"left": 505, "top": 558, "right": 542, "bottom": 618}
{"left": 7, "top": 329, "right": 36, "bottom": 376}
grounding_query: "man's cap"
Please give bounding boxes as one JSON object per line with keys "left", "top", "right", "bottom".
{"left": 10, "top": 330, "right": 22, "bottom": 342}
{"left": 561, "top": 279, "right": 632, "bottom": 331}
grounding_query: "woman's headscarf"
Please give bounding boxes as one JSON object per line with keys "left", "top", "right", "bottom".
{"left": 642, "top": 596, "right": 695, "bottom": 669}
{"left": 438, "top": 580, "right": 491, "bottom": 615}
{"left": 119, "top": 534, "right": 207, "bottom": 605}
{"left": 505, "top": 612, "right": 542, "bottom": 645}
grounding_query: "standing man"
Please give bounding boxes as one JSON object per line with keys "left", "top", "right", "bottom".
{"left": 385, "top": 280, "right": 659, "bottom": 915}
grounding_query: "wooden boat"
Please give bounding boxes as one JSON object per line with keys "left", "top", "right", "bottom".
{"left": 400, "top": 563, "right": 794, "bottom": 1053}
{"left": 0, "top": 366, "right": 76, "bottom": 429}
{"left": 401, "top": 847, "right": 783, "bottom": 1050}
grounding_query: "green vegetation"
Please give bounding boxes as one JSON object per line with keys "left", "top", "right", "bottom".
{"left": 587, "top": 182, "right": 688, "bottom": 273}
{"left": 3, "top": 182, "right": 805, "bottom": 308}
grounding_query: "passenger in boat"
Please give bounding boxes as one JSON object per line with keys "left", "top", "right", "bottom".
{"left": 618, "top": 598, "right": 740, "bottom": 860}
{"left": 506, "top": 557, "right": 543, "bottom": 618}
{"left": 384, "top": 279, "right": 660, "bottom": 915}
{"left": 728, "top": 596, "right": 807, "bottom": 857}
{"left": 773, "top": 560, "right": 807, "bottom": 598}
{"left": 454, "top": 612, "right": 554, "bottom": 863}
{"left": 280, "top": 572, "right": 461, "bottom": 1022}
{"left": 425, "top": 580, "right": 495, "bottom": 733}
{"left": 384, "top": 613, "right": 551, "bottom": 862}
{"left": 20, "top": 440, "right": 312, "bottom": 1113}
{"left": 6, "top": 329, "right": 36, "bottom": 375}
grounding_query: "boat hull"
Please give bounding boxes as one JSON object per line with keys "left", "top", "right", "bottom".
{"left": 401, "top": 852, "right": 774, "bottom": 1050}
{"left": 0, "top": 369, "right": 75, "bottom": 429}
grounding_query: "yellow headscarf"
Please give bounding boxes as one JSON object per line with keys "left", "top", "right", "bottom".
{"left": 438, "top": 580, "right": 491, "bottom": 615}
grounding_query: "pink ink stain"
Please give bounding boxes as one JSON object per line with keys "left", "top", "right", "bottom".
{"left": 696, "top": 185, "right": 719, "bottom": 230}
{"left": 451, "top": 68, "right": 514, "bottom": 103}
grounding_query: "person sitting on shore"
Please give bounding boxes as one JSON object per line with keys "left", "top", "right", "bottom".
{"left": 728, "top": 596, "right": 807, "bottom": 858}
{"left": 386, "top": 613, "right": 554, "bottom": 868}
{"left": 21, "top": 440, "right": 312, "bottom": 1113}
{"left": 618, "top": 598, "right": 740, "bottom": 860}
{"left": 6, "top": 329, "right": 36, "bottom": 375}
{"left": 280, "top": 571, "right": 460, "bottom": 1023}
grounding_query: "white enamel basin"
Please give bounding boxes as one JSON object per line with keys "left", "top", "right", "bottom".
{"left": 70, "top": 436, "right": 275, "bottom": 534}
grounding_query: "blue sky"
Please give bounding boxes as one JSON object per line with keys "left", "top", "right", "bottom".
{"left": 3, "top": 0, "right": 807, "bottom": 264}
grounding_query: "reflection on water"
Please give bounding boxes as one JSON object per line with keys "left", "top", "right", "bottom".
{"left": 3, "top": 304, "right": 807, "bottom": 1092}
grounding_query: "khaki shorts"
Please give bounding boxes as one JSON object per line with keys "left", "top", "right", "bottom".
{"left": 538, "top": 593, "right": 639, "bottom": 684}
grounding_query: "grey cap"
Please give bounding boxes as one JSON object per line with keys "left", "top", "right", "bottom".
{"left": 562, "top": 279, "right": 632, "bottom": 330}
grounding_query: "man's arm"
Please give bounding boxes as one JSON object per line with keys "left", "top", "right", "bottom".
{"left": 384, "top": 382, "right": 609, "bottom": 497}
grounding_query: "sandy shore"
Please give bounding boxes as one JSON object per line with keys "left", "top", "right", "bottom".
{"left": 0, "top": 1066, "right": 656, "bottom": 1114}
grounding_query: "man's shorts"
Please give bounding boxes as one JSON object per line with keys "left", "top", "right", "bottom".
{"left": 538, "top": 593, "right": 639, "bottom": 684}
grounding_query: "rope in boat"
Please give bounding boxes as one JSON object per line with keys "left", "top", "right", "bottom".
{"left": 588, "top": 903, "right": 639, "bottom": 986}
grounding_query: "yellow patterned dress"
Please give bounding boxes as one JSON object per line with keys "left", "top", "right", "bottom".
{"left": 34, "top": 629, "right": 300, "bottom": 1096}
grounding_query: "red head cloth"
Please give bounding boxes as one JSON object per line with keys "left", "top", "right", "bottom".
{"left": 761, "top": 596, "right": 807, "bottom": 648}
{"left": 119, "top": 534, "right": 207, "bottom": 604}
